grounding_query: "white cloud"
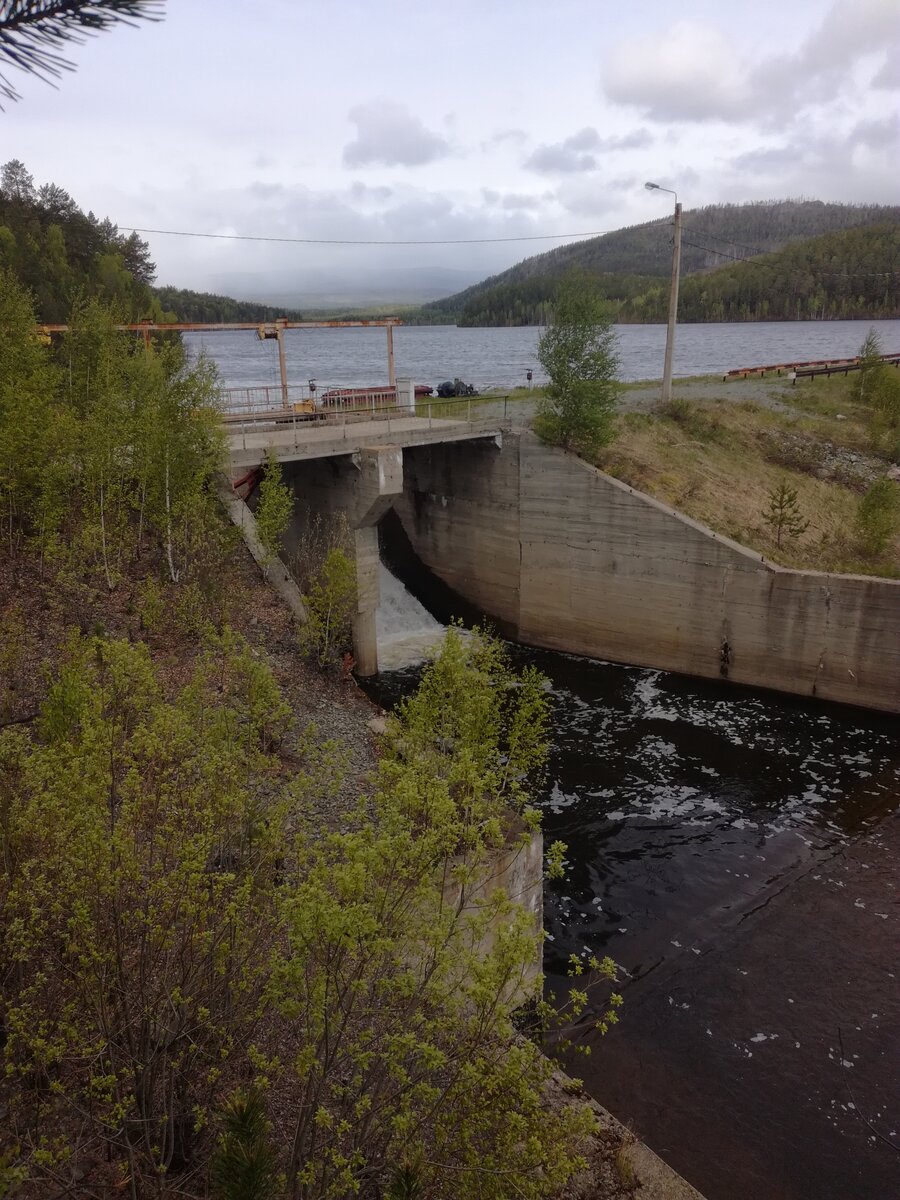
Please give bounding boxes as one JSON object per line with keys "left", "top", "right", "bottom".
{"left": 604, "top": 23, "right": 751, "bottom": 122}
{"left": 603, "top": 0, "right": 900, "bottom": 125}
{"left": 524, "top": 125, "right": 654, "bottom": 174}
{"left": 343, "top": 100, "right": 450, "bottom": 168}
{"left": 872, "top": 48, "right": 900, "bottom": 89}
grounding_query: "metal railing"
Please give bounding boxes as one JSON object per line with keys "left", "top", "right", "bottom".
{"left": 221, "top": 382, "right": 407, "bottom": 417}
{"left": 225, "top": 394, "right": 534, "bottom": 452}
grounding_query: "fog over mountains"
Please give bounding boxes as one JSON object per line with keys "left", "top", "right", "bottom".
{"left": 202, "top": 266, "right": 484, "bottom": 310}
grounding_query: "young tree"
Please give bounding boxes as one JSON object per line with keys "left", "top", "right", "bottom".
{"left": 763, "top": 481, "right": 810, "bottom": 549}
{"left": 254, "top": 448, "right": 294, "bottom": 579}
{"left": 133, "top": 341, "right": 224, "bottom": 583}
{"left": 855, "top": 327, "right": 884, "bottom": 405}
{"left": 0, "top": 268, "right": 70, "bottom": 558}
{"left": 268, "top": 628, "right": 601, "bottom": 1200}
{"left": 536, "top": 272, "right": 620, "bottom": 457}
{"left": 298, "top": 546, "right": 357, "bottom": 668}
{"left": 856, "top": 478, "right": 899, "bottom": 557}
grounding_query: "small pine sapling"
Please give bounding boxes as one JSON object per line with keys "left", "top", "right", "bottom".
{"left": 764, "top": 481, "right": 810, "bottom": 549}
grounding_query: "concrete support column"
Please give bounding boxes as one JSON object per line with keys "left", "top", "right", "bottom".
{"left": 350, "top": 444, "right": 404, "bottom": 675}
{"left": 352, "top": 525, "right": 381, "bottom": 676}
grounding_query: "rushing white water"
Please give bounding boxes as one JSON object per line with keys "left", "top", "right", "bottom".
{"left": 375, "top": 563, "right": 446, "bottom": 670}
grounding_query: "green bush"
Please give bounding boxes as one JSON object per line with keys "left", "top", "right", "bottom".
{"left": 298, "top": 546, "right": 357, "bottom": 669}
{"left": 536, "top": 272, "right": 620, "bottom": 456}
{"left": 857, "top": 478, "right": 900, "bottom": 557}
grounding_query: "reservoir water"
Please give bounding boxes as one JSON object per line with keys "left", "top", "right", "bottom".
{"left": 186, "top": 319, "right": 900, "bottom": 392}
{"left": 366, "top": 588, "right": 900, "bottom": 1200}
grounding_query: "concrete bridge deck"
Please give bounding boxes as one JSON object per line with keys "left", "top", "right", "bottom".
{"left": 227, "top": 413, "right": 503, "bottom": 471}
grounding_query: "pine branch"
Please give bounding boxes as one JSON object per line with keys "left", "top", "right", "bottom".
{"left": 0, "top": 0, "right": 164, "bottom": 103}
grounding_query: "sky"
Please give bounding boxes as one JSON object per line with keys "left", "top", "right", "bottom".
{"left": 4, "top": 0, "right": 899, "bottom": 302}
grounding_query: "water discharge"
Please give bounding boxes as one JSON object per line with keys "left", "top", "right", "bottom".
{"left": 365, "top": 619, "right": 900, "bottom": 1200}
{"left": 375, "top": 563, "right": 447, "bottom": 671}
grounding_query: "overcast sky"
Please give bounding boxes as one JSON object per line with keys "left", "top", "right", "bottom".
{"left": 5, "top": 0, "right": 899, "bottom": 298}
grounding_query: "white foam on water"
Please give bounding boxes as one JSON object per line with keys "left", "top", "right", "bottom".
{"left": 375, "top": 563, "right": 448, "bottom": 671}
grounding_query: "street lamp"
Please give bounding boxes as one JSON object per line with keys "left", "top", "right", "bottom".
{"left": 645, "top": 181, "right": 682, "bottom": 405}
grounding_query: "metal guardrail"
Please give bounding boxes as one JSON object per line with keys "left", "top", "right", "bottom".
{"left": 224, "top": 394, "right": 533, "bottom": 452}
{"left": 726, "top": 352, "right": 900, "bottom": 381}
{"left": 792, "top": 355, "right": 900, "bottom": 382}
{"left": 222, "top": 383, "right": 438, "bottom": 417}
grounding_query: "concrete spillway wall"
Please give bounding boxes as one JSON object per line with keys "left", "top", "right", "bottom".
{"left": 395, "top": 432, "right": 900, "bottom": 714}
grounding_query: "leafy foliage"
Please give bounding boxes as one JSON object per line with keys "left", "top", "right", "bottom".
{"left": 535, "top": 273, "right": 620, "bottom": 455}
{"left": 298, "top": 546, "right": 358, "bottom": 669}
{"left": 0, "top": 626, "right": 607, "bottom": 1198}
{"left": 0, "top": 271, "right": 226, "bottom": 593}
{"left": 856, "top": 478, "right": 900, "bottom": 557}
{"left": 254, "top": 449, "right": 294, "bottom": 579}
{"left": 0, "top": 159, "right": 163, "bottom": 320}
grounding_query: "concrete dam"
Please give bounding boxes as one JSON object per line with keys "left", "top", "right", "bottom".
{"left": 229, "top": 419, "right": 900, "bottom": 714}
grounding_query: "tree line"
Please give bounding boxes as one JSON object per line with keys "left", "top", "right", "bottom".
{"left": 0, "top": 159, "right": 304, "bottom": 325}
{"left": 621, "top": 223, "right": 900, "bottom": 323}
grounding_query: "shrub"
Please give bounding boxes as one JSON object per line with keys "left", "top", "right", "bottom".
{"left": 298, "top": 545, "right": 357, "bottom": 668}
{"left": 856, "top": 478, "right": 900, "bottom": 557}
{"left": 254, "top": 448, "right": 294, "bottom": 579}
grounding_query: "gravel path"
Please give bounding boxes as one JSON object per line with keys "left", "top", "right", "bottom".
{"left": 469, "top": 375, "right": 807, "bottom": 427}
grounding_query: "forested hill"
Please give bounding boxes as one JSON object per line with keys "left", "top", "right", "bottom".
{"left": 0, "top": 159, "right": 303, "bottom": 324}
{"left": 621, "top": 222, "right": 900, "bottom": 323}
{"left": 420, "top": 200, "right": 900, "bottom": 326}
{"left": 153, "top": 286, "right": 304, "bottom": 323}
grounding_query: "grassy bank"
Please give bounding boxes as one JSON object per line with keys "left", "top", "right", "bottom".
{"left": 595, "top": 374, "right": 900, "bottom": 577}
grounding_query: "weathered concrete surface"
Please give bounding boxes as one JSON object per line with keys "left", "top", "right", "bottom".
{"left": 278, "top": 448, "right": 404, "bottom": 675}
{"left": 396, "top": 433, "right": 900, "bottom": 713}
{"left": 228, "top": 414, "right": 501, "bottom": 471}
{"left": 217, "top": 478, "right": 307, "bottom": 622}
{"left": 441, "top": 824, "right": 544, "bottom": 1003}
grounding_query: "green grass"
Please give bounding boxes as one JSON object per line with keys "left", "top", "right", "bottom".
{"left": 595, "top": 374, "right": 900, "bottom": 577}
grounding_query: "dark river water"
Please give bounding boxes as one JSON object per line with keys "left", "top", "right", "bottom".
{"left": 186, "top": 319, "right": 900, "bottom": 392}
{"left": 366, "top": 649, "right": 900, "bottom": 1200}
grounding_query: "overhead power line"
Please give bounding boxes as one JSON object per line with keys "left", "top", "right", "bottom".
{"left": 120, "top": 225, "right": 614, "bottom": 247}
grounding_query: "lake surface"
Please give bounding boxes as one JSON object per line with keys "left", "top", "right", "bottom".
{"left": 185, "top": 319, "right": 900, "bottom": 392}
{"left": 366, "top": 644, "right": 900, "bottom": 1200}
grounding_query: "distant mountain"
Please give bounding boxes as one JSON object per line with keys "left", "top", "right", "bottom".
{"left": 209, "top": 266, "right": 481, "bottom": 310}
{"left": 421, "top": 201, "right": 900, "bottom": 326}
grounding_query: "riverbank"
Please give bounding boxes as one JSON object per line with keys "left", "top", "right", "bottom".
{"left": 598, "top": 372, "right": 899, "bottom": 576}
{"left": 2, "top": 518, "right": 709, "bottom": 1200}
{"left": 449, "top": 372, "right": 898, "bottom": 577}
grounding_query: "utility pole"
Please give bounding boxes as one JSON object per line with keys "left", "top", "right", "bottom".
{"left": 645, "top": 182, "right": 681, "bottom": 404}
{"left": 386, "top": 324, "right": 396, "bottom": 387}
{"left": 663, "top": 201, "right": 682, "bottom": 405}
{"left": 276, "top": 319, "right": 288, "bottom": 408}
